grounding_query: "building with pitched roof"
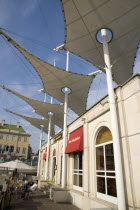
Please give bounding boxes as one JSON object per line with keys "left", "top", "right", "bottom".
{"left": 0, "top": 120, "right": 31, "bottom": 159}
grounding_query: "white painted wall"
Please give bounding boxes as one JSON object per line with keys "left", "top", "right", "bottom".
{"left": 39, "top": 75, "right": 140, "bottom": 210}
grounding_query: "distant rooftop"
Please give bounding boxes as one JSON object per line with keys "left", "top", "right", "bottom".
{"left": 0, "top": 120, "right": 26, "bottom": 133}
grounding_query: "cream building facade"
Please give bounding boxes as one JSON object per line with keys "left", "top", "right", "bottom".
{"left": 38, "top": 75, "right": 140, "bottom": 210}
{"left": 0, "top": 121, "right": 31, "bottom": 159}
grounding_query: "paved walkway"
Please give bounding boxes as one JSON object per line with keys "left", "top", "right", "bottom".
{"left": 7, "top": 190, "right": 80, "bottom": 210}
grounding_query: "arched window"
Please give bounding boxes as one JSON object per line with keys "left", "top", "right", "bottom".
{"left": 96, "top": 127, "right": 117, "bottom": 203}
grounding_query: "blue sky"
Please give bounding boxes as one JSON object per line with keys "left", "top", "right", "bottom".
{"left": 0, "top": 0, "right": 139, "bottom": 152}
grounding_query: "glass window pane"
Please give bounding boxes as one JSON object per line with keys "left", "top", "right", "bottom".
{"left": 18, "top": 137, "right": 21, "bottom": 141}
{"left": 96, "top": 172, "right": 105, "bottom": 175}
{"left": 105, "top": 144, "right": 115, "bottom": 171}
{"left": 12, "top": 136, "right": 15, "bottom": 141}
{"left": 79, "top": 151, "right": 83, "bottom": 170}
{"left": 74, "top": 153, "right": 78, "bottom": 169}
{"left": 96, "top": 127, "right": 112, "bottom": 145}
{"left": 6, "top": 135, "right": 9, "bottom": 140}
{"left": 96, "top": 146, "right": 104, "bottom": 170}
{"left": 16, "top": 147, "right": 20, "bottom": 153}
{"left": 97, "top": 177, "right": 105, "bottom": 194}
{"left": 74, "top": 174, "right": 78, "bottom": 186}
{"left": 24, "top": 137, "right": 27, "bottom": 142}
{"left": 73, "top": 152, "right": 83, "bottom": 188}
{"left": 79, "top": 175, "right": 82, "bottom": 187}
{"left": 106, "top": 172, "right": 115, "bottom": 176}
{"left": 22, "top": 148, "right": 26, "bottom": 154}
{"left": 10, "top": 146, "right": 14, "bottom": 152}
{"left": 52, "top": 157, "right": 56, "bottom": 177}
{"left": 107, "top": 178, "right": 117, "bottom": 197}
{"left": 53, "top": 149, "right": 56, "bottom": 156}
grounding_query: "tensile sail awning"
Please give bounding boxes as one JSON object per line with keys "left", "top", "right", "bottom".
{"left": 61, "top": 0, "right": 140, "bottom": 84}
{"left": 4, "top": 108, "right": 55, "bottom": 137}
{"left": 0, "top": 85, "right": 64, "bottom": 129}
{"left": 0, "top": 29, "right": 95, "bottom": 116}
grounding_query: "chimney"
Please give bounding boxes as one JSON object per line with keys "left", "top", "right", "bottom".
{"left": 17, "top": 122, "right": 20, "bottom": 128}
{"left": 1, "top": 120, "right": 5, "bottom": 126}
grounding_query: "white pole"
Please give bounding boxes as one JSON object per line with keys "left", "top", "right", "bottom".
{"left": 101, "top": 29, "right": 126, "bottom": 210}
{"left": 62, "top": 51, "right": 69, "bottom": 188}
{"left": 54, "top": 59, "right": 56, "bottom": 67}
{"left": 37, "top": 125, "right": 44, "bottom": 177}
{"left": 37, "top": 92, "right": 46, "bottom": 177}
{"left": 44, "top": 93, "right": 46, "bottom": 104}
{"left": 45, "top": 109, "right": 52, "bottom": 180}
{"left": 45, "top": 61, "right": 55, "bottom": 180}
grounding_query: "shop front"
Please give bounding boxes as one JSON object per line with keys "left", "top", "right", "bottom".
{"left": 39, "top": 75, "right": 140, "bottom": 210}
{"left": 65, "top": 126, "right": 83, "bottom": 192}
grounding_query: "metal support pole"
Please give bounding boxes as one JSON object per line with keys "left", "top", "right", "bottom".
{"left": 101, "top": 29, "right": 126, "bottom": 210}
{"left": 37, "top": 92, "right": 46, "bottom": 177}
{"left": 45, "top": 109, "right": 52, "bottom": 180}
{"left": 44, "top": 93, "right": 46, "bottom": 105}
{"left": 37, "top": 125, "right": 44, "bottom": 177}
{"left": 45, "top": 60, "right": 55, "bottom": 180}
{"left": 62, "top": 51, "right": 69, "bottom": 188}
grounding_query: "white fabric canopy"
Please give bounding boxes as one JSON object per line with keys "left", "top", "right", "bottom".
{"left": 0, "top": 159, "right": 34, "bottom": 170}
{"left": 0, "top": 85, "right": 64, "bottom": 129}
{"left": 61, "top": 0, "right": 140, "bottom": 84}
{"left": 0, "top": 30, "right": 94, "bottom": 116}
{"left": 4, "top": 108, "right": 55, "bottom": 137}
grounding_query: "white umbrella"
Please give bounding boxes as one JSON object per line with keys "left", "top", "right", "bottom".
{"left": 0, "top": 159, "right": 35, "bottom": 170}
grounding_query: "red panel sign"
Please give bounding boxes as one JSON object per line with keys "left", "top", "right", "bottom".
{"left": 43, "top": 153, "right": 46, "bottom": 160}
{"left": 43, "top": 147, "right": 49, "bottom": 160}
{"left": 65, "top": 126, "right": 83, "bottom": 154}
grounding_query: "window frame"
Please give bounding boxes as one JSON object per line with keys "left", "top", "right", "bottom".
{"left": 96, "top": 133, "right": 117, "bottom": 204}
{"left": 6, "top": 135, "right": 9, "bottom": 140}
{"left": 73, "top": 151, "right": 83, "bottom": 192}
{"left": 10, "top": 145, "right": 14, "bottom": 153}
{"left": 16, "top": 147, "right": 20, "bottom": 154}
{"left": 12, "top": 136, "right": 16, "bottom": 141}
{"left": 24, "top": 137, "right": 27, "bottom": 142}
{"left": 18, "top": 136, "right": 21, "bottom": 142}
{"left": 22, "top": 147, "right": 26, "bottom": 154}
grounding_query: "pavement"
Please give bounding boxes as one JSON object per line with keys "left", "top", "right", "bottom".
{"left": 6, "top": 189, "right": 80, "bottom": 210}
